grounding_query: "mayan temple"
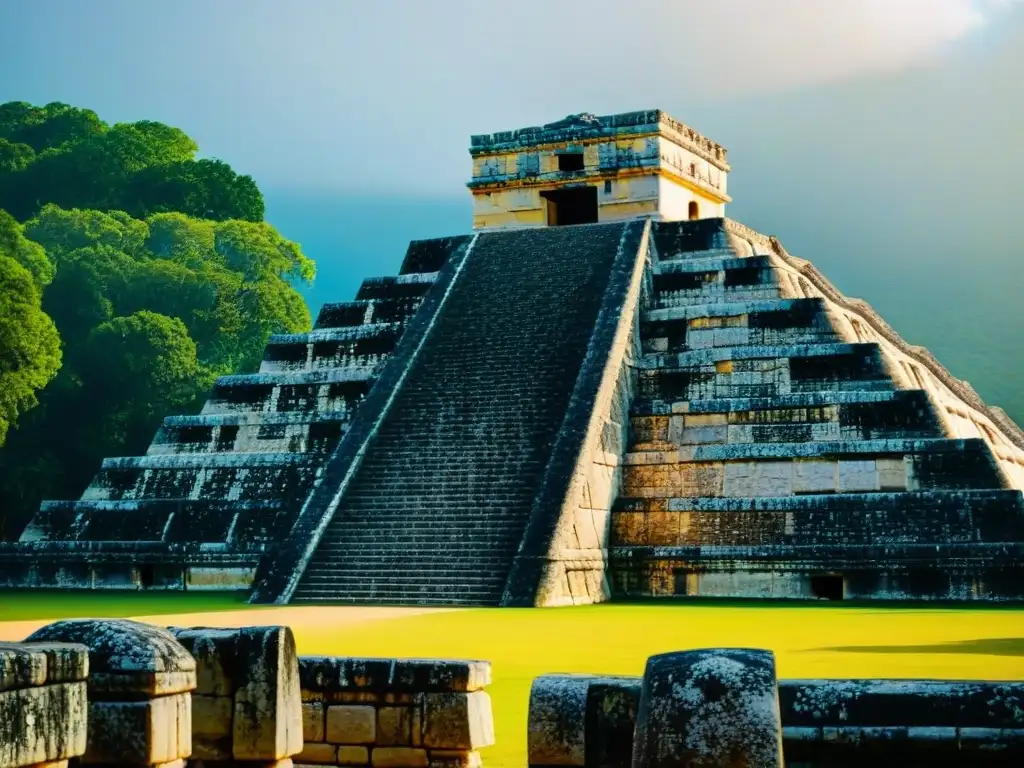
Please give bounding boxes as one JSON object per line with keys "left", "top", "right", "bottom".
{"left": 4, "top": 109, "right": 1024, "bottom": 605}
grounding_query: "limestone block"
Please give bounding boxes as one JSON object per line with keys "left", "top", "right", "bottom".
{"left": 232, "top": 626, "right": 303, "bottom": 761}
{"left": 877, "top": 458, "right": 907, "bottom": 490}
{"left": 83, "top": 692, "right": 192, "bottom": 765}
{"left": 300, "top": 658, "right": 490, "bottom": 695}
{"left": 527, "top": 676, "right": 588, "bottom": 766}
{"left": 0, "top": 645, "right": 48, "bottom": 691}
{"left": 296, "top": 742, "right": 338, "bottom": 764}
{"left": 377, "top": 706, "right": 412, "bottom": 747}
{"left": 422, "top": 693, "right": 493, "bottom": 750}
{"left": 632, "top": 649, "right": 783, "bottom": 768}
{"left": 302, "top": 702, "right": 326, "bottom": 743}
{"left": 837, "top": 460, "right": 879, "bottom": 493}
{"left": 792, "top": 461, "right": 836, "bottom": 494}
{"left": 723, "top": 462, "right": 792, "bottom": 498}
{"left": 168, "top": 628, "right": 236, "bottom": 696}
{"left": 191, "top": 694, "right": 234, "bottom": 760}
{"left": 371, "top": 747, "right": 428, "bottom": 768}
{"left": 337, "top": 745, "right": 370, "bottom": 765}
{"left": 0, "top": 681, "right": 87, "bottom": 768}
{"left": 326, "top": 705, "right": 376, "bottom": 744}
{"left": 26, "top": 620, "right": 196, "bottom": 698}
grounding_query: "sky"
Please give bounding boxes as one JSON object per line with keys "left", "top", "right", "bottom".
{"left": 1, "top": 0, "right": 1023, "bottom": 417}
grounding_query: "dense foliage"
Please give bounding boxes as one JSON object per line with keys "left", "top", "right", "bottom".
{"left": 0, "top": 102, "right": 264, "bottom": 222}
{"left": 0, "top": 101, "right": 314, "bottom": 539}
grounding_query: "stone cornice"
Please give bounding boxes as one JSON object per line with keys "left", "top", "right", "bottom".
{"left": 470, "top": 110, "right": 729, "bottom": 171}
{"left": 723, "top": 218, "right": 1024, "bottom": 452}
{"left": 468, "top": 166, "right": 732, "bottom": 204}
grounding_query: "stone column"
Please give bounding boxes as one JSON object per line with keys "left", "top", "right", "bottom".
{"left": 25, "top": 619, "right": 196, "bottom": 768}
{"left": 527, "top": 675, "right": 640, "bottom": 768}
{"left": 631, "top": 649, "right": 783, "bottom": 768}
{"left": 0, "top": 641, "right": 89, "bottom": 768}
{"left": 169, "top": 626, "right": 302, "bottom": 768}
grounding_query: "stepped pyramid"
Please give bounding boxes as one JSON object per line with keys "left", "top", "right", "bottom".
{"left": 4, "top": 110, "right": 1024, "bottom": 605}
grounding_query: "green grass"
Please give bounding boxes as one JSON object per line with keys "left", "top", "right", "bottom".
{"left": 3, "top": 593, "right": 1024, "bottom": 768}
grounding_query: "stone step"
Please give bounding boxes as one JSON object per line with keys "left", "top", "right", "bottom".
{"left": 642, "top": 297, "right": 822, "bottom": 324}
{"left": 289, "top": 592, "right": 497, "bottom": 606}
{"left": 656, "top": 253, "right": 769, "bottom": 273}
{"left": 654, "top": 287, "right": 782, "bottom": 310}
{"left": 639, "top": 341, "right": 881, "bottom": 371}
{"left": 260, "top": 324, "right": 401, "bottom": 374}
{"left": 611, "top": 490, "right": 1024, "bottom": 548}
{"left": 609, "top": 540, "right": 1024, "bottom": 563}
{"left": 314, "top": 297, "right": 424, "bottom": 329}
{"left": 633, "top": 389, "right": 931, "bottom": 417}
{"left": 355, "top": 272, "right": 438, "bottom": 301}
{"left": 162, "top": 411, "right": 350, "bottom": 428}
{"left": 100, "top": 452, "right": 318, "bottom": 470}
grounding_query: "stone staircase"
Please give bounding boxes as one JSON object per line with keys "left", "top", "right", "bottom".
{"left": 287, "top": 222, "right": 642, "bottom": 605}
{"left": 609, "top": 221, "right": 1024, "bottom": 600}
{"left": 2, "top": 236, "right": 462, "bottom": 590}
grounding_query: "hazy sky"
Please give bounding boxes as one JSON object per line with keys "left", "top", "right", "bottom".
{"left": 1, "top": 0, "right": 1023, "bottom": 417}
{"left": 1, "top": 0, "right": 1020, "bottom": 193}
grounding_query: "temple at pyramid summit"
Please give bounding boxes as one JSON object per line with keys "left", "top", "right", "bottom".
{"left": 4, "top": 109, "right": 1024, "bottom": 605}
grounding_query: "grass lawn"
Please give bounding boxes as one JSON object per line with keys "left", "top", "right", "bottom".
{"left": 3, "top": 592, "right": 1024, "bottom": 768}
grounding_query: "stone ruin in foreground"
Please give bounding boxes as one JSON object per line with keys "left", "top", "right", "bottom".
{"left": 3, "top": 618, "right": 1023, "bottom": 768}
{"left": 4, "top": 109, "right": 1024, "bottom": 604}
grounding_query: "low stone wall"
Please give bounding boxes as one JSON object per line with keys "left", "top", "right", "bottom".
{"left": 296, "top": 657, "right": 494, "bottom": 768}
{"left": 1, "top": 620, "right": 494, "bottom": 768}
{"left": 528, "top": 648, "right": 1024, "bottom": 767}
{"left": 0, "top": 640, "right": 88, "bottom": 768}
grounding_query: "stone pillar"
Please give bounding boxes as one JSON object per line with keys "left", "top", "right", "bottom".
{"left": 527, "top": 676, "right": 640, "bottom": 768}
{"left": 631, "top": 649, "right": 783, "bottom": 768}
{"left": 25, "top": 619, "right": 196, "bottom": 768}
{"left": 0, "top": 641, "right": 89, "bottom": 768}
{"left": 169, "top": 626, "right": 302, "bottom": 768}
{"left": 297, "top": 657, "right": 494, "bottom": 768}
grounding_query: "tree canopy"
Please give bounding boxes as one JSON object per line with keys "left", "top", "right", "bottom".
{"left": 0, "top": 101, "right": 264, "bottom": 222}
{"left": 0, "top": 211, "right": 61, "bottom": 447}
{"left": 0, "top": 100, "right": 313, "bottom": 540}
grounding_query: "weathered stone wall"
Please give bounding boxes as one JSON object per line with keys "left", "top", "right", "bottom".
{"left": 2, "top": 620, "right": 494, "bottom": 768}
{"left": 296, "top": 658, "right": 494, "bottom": 768}
{"left": 0, "top": 641, "right": 88, "bottom": 768}
{"left": 724, "top": 218, "right": 1024, "bottom": 491}
{"left": 468, "top": 111, "right": 730, "bottom": 231}
{"left": 529, "top": 649, "right": 1024, "bottom": 767}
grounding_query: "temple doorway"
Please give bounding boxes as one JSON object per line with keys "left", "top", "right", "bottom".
{"left": 542, "top": 186, "right": 598, "bottom": 226}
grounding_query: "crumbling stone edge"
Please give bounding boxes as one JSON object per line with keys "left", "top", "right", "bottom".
{"left": 724, "top": 218, "right": 1024, "bottom": 453}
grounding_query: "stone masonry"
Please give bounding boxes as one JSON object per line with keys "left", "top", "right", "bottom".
{"left": 0, "top": 641, "right": 88, "bottom": 768}
{"left": 0, "top": 236, "right": 468, "bottom": 592}
{"left": 2, "top": 619, "right": 495, "bottom": 768}
{"left": 3, "top": 109, "right": 1024, "bottom": 605}
{"left": 297, "top": 657, "right": 494, "bottom": 768}
{"left": 529, "top": 649, "right": 1024, "bottom": 767}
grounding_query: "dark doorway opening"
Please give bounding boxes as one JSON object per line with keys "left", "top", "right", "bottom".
{"left": 139, "top": 564, "right": 156, "bottom": 589}
{"left": 558, "top": 152, "right": 585, "bottom": 172}
{"left": 688, "top": 201, "right": 700, "bottom": 220}
{"left": 810, "top": 574, "right": 844, "bottom": 601}
{"left": 542, "top": 186, "right": 598, "bottom": 226}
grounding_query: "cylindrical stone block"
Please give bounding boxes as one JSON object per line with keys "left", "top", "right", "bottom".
{"left": 632, "top": 648, "right": 783, "bottom": 768}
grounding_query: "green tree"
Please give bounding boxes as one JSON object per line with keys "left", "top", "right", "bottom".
{"left": 0, "top": 203, "right": 313, "bottom": 538}
{"left": 0, "top": 214, "right": 61, "bottom": 446}
{"left": 125, "top": 159, "right": 264, "bottom": 222}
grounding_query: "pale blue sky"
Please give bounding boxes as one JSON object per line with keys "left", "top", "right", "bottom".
{"left": 1, "top": 0, "right": 1023, "bottom": 417}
